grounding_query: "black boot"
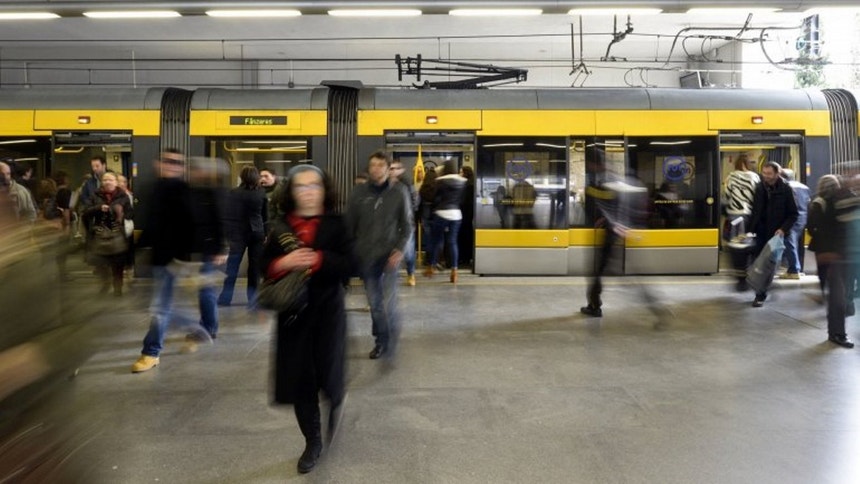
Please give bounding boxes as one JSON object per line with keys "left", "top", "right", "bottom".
{"left": 297, "top": 439, "right": 322, "bottom": 474}
{"left": 295, "top": 400, "right": 322, "bottom": 473}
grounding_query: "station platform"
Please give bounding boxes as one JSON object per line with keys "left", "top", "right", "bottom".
{"left": 4, "top": 268, "right": 858, "bottom": 483}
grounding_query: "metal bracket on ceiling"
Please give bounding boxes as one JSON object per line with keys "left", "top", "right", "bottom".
{"left": 601, "top": 14, "right": 633, "bottom": 62}
{"left": 395, "top": 54, "right": 527, "bottom": 89}
{"left": 570, "top": 17, "right": 590, "bottom": 87}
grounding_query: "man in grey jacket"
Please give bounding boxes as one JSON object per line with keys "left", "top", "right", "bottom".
{"left": 346, "top": 150, "right": 413, "bottom": 360}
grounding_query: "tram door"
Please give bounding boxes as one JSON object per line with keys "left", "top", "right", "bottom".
{"left": 203, "top": 137, "right": 312, "bottom": 277}
{"left": 717, "top": 131, "right": 804, "bottom": 255}
{"left": 52, "top": 131, "right": 133, "bottom": 189}
{"left": 384, "top": 131, "right": 476, "bottom": 266}
{"left": 718, "top": 132, "right": 803, "bottom": 188}
{"left": 205, "top": 137, "right": 312, "bottom": 186}
{"left": 0, "top": 136, "right": 52, "bottom": 189}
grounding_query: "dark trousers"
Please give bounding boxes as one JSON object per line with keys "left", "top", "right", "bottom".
{"left": 218, "top": 234, "right": 263, "bottom": 306}
{"left": 826, "top": 261, "right": 848, "bottom": 337}
{"left": 294, "top": 398, "right": 321, "bottom": 444}
{"left": 586, "top": 230, "right": 617, "bottom": 309}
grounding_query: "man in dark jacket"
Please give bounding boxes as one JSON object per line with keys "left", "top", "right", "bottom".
{"left": 346, "top": 150, "right": 413, "bottom": 361}
{"left": 131, "top": 151, "right": 228, "bottom": 373}
{"left": 260, "top": 168, "right": 286, "bottom": 227}
{"left": 749, "top": 161, "right": 799, "bottom": 307}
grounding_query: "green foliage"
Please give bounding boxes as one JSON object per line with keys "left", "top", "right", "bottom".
{"left": 794, "top": 56, "right": 827, "bottom": 88}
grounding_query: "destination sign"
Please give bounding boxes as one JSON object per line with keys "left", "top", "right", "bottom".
{"left": 229, "top": 116, "right": 287, "bottom": 126}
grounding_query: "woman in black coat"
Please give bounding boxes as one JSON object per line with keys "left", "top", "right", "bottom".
{"left": 218, "top": 166, "right": 267, "bottom": 307}
{"left": 260, "top": 165, "right": 353, "bottom": 474}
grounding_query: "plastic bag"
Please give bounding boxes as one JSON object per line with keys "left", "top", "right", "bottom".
{"left": 746, "top": 234, "right": 785, "bottom": 293}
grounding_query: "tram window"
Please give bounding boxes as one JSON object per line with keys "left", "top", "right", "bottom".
{"left": 207, "top": 138, "right": 310, "bottom": 184}
{"left": 476, "top": 137, "right": 567, "bottom": 230}
{"left": 627, "top": 136, "right": 718, "bottom": 229}
{"left": 572, "top": 138, "right": 627, "bottom": 228}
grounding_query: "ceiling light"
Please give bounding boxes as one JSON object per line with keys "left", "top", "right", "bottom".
{"left": 0, "top": 139, "right": 37, "bottom": 145}
{"left": 449, "top": 9, "right": 543, "bottom": 17}
{"left": 206, "top": 10, "right": 301, "bottom": 18}
{"left": 328, "top": 9, "right": 421, "bottom": 17}
{"left": 650, "top": 140, "right": 692, "bottom": 145}
{"left": 804, "top": 7, "right": 860, "bottom": 15}
{"left": 686, "top": 8, "right": 780, "bottom": 15}
{"left": 568, "top": 8, "right": 662, "bottom": 16}
{"left": 83, "top": 11, "right": 181, "bottom": 19}
{"left": 0, "top": 12, "right": 59, "bottom": 20}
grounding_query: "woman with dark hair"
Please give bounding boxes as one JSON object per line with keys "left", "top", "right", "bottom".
{"left": 218, "top": 166, "right": 267, "bottom": 307}
{"left": 457, "top": 165, "right": 475, "bottom": 267}
{"left": 425, "top": 159, "right": 467, "bottom": 283}
{"left": 262, "top": 164, "right": 352, "bottom": 474}
{"left": 418, "top": 169, "right": 438, "bottom": 268}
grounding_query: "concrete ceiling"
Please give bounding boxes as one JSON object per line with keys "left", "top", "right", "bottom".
{"left": 0, "top": 1, "right": 849, "bottom": 88}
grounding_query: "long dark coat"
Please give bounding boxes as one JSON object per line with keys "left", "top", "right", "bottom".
{"left": 261, "top": 214, "right": 353, "bottom": 405}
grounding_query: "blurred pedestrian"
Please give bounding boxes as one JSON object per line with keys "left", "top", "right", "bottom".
{"left": 0, "top": 161, "right": 36, "bottom": 223}
{"left": 346, "top": 150, "right": 412, "bottom": 360}
{"left": 579, "top": 161, "right": 669, "bottom": 325}
{"left": 808, "top": 170, "right": 859, "bottom": 348}
{"left": 807, "top": 174, "right": 841, "bottom": 303}
{"left": 262, "top": 165, "right": 352, "bottom": 473}
{"left": 131, "top": 151, "right": 227, "bottom": 373}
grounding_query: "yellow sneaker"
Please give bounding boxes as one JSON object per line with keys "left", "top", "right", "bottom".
{"left": 406, "top": 275, "right": 416, "bottom": 286}
{"left": 131, "top": 355, "right": 159, "bottom": 373}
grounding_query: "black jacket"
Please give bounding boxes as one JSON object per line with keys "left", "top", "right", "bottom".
{"left": 432, "top": 174, "right": 467, "bottom": 212}
{"left": 226, "top": 186, "right": 267, "bottom": 243}
{"left": 138, "top": 178, "right": 227, "bottom": 266}
{"left": 262, "top": 214, "right": 354, "bottom": 405}
{"left": 750, "top": 177, "right": 799, "bottom": 241}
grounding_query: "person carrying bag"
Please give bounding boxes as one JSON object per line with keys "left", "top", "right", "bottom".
{"left": 257, "top": 229, "right": 309, "bottom": 319}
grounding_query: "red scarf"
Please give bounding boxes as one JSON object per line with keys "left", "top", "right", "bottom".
{"left": 287, "top": 213, "right": 321, "bottom": 247}
{"left": 101, "top": 189, "right": 115, "bottom": 204}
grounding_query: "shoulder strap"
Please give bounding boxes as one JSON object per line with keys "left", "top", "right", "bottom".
{"left": 276, "top": 230, "right": 301, "bottom": 252}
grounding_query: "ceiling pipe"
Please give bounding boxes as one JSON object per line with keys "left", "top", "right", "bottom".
{"left": 0, "top": 1, "right": 856, "bottom": 15}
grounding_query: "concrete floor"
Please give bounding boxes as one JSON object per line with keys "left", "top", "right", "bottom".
{"left": 6, "top": 270, "right": 860, "bottom": 483}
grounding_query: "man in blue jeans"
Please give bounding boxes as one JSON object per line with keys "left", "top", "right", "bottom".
{"left": 346, "top": 150, "right": 413, "bottom": 361}
{"left": 779, "top": 169, "right": 810, "bottom": 279}
{"left": 132, "top": 152, "right": 227, "bottom": 373}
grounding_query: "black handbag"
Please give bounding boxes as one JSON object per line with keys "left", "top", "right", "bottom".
{"left": 91, "top": 224, "right": 128, "bottom": 256}
{"left": 257, "top": 230, "right": 309, "bottom": 316}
